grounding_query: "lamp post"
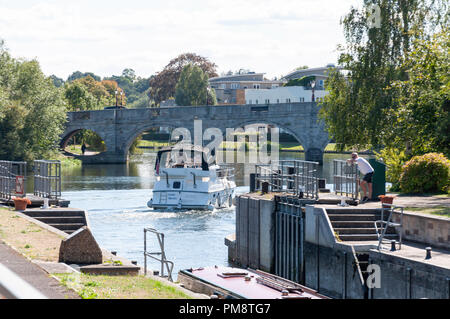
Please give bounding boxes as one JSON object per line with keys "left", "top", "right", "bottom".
{"left": 120, "top": 91, "right": 124, "bottom": 108}
{"left": 115, "top": 90, "right": 118, "bottom": 107}
{"left": 206, "top": 87, "right": 211, "bottom": 106}
{"left": 311, "top": 80, "right": 316, "bottom": 102}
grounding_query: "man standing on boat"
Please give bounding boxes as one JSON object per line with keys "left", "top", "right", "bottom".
{"left": 348, "top": 152, "right": 374, "bottom": 203}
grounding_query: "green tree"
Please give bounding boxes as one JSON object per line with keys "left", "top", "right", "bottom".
{"left": 175, "top": 64, "right": 217, "bottom": 106}
{"left": 319, "top": 0, "right": 448, "bottom": 152}
{"left": 64, "top": 81, "right": 97, "bottom": 111}
{"left": 391, "top": 30, "right": 449, "bottom": 157}
{"left": 0, "top": 41, "right": 67, "bottom": 161}
{"left": 150, "top": 53, "right": 218, "bottom": 106}
{"left": 67, "top": 71, "right": 101, "bottom": 82}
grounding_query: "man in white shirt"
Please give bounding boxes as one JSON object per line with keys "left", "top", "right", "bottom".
{"left": 348, "top": 153, "right": 374, "bottom": 203}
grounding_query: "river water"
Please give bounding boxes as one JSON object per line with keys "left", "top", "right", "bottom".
{"left": 59, "top": 152, "right": 351, "bottom": 279}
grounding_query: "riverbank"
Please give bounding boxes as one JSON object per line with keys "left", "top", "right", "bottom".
{"left": 0, "top": 206, "right": 197, "bottom": 299}
{"left": 135, "top": 140, "right": 373, "bottom": 155}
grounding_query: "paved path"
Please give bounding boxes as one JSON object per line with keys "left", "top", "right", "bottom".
{"left": 0, "top": 242, "right": 80, "bottom": 299}
{"left": 361, "top": 193, "right": 450, "bottom": 209}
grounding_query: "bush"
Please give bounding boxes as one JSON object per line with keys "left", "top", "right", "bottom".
{"left": 399, "top": 153, "right": 450, "bottom": 193}
{"left": 375, "top": 147, "right": 408, "bottom": 191}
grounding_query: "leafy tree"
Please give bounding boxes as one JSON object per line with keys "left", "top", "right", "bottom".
{"left": 67, "top": 71, "right": 101, "bottom": 82}
{"left": 50, "top": 75, "right": 64, "bottom": 87}
{"left": 103, "top": 69, "right": 151, "bottom": 105}
{"left": 175, "top": 64, "right": 217, "bottom": 106}
{"left": 122, "top": 68, "right": 136, "bottom": 81}
{"left": 149, "top": 53, "right": 218, "bottom": 106}
{"left": 0, "top": 41, "right": 67, "bottom": 161}
{"left": 64, "top": 80, "right": 98, "bottom": 111}
{"left": 390, "top": 30, "right": 449, "bottom": 157}
{"left": 319, "top": 0, "right": 448, "bottom": 153}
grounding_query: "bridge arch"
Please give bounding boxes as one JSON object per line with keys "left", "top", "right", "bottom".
{"left": 226, "top": 119, "right": 309, "bottom": 151}
{"left": 122, "top": 122, "right": 181, "bottom": 157}
{"left": 60, "top": 127, "right": 109, "bottom": 156}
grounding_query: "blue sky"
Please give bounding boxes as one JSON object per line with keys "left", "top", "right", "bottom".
{"left": 0, "top": 0, "right": 362, "bottom": 80}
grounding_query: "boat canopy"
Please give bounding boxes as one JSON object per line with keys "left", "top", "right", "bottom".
{"left": 155, "top": 144, "right": 212, "bottom": 172}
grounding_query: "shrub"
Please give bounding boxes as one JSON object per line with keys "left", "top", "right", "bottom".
{"left": 399, "top": 153, "right": 450, "bottom": 193}
{"left": 375, "top": 147, "right": 408, "bottom": 191}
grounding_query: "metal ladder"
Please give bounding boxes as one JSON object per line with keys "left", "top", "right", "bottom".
{"left": 143, "top": 228, "right": 174, "bottom": 282}
{"left": 375, "top": 204, "right": 404, "bottom": 250}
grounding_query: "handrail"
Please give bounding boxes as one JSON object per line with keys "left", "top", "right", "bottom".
{"left": 333, "top": 160, "right": 359, "bottom": 200}
{"left": 0, "top": 263, "right": 47, "bottom": 299}
{"left": 254, "top": 160, "right": 319, "bottom": 199}
{"left": 33, "top": 160, "right": 61, "bottom": 199}
{"left": 0, "top": 161, "right": 27, "bottom": 200}
{"left": 375, "top": 204, "right": 404, "bottom": 250}
{"left": 144, "top": 228, "right": 174, "bottom": 282}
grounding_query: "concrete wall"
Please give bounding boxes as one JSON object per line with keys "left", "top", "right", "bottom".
{"left": 304, "top": 242, "right": 367, "bottom": 299}
{"left": 392, "top": 211, "right": 450, "bottom": 249}
{"left": 304, "top": 205, "right": 366, "bottom": 298}
{"left": 369, "top": 250, "right": 450, "bottom": 299}
{"left": 233, "top": 196, "right": 275, "bottom": 273}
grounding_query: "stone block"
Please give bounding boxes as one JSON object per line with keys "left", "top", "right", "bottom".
{"left": 59, "top": 226, "right": 103, "bottom": 264}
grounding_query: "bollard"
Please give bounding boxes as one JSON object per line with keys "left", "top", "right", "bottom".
{"left": 390, "top": 240, "right": 396, "bottom": 252}
{"left": 318, "top": 178, "right": 326, "bottom": 189}
{"left": 249, "top": 174, "right": 256, "bottom": 192}
{"left": 261, "top": 181, "right": 269, "bottom": 194}
{"left": 425, "top": 247, "right": 432, "bottom": 260}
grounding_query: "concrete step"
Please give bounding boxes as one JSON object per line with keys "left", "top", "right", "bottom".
{"left": 328, "top": 214, "right": 381, "bottom": 221}
{"left": 338, "top": 233, "right": 398, "bottom": 241}
{"left": 325, "top": 208, "right": 382, "bottom": 215}
{"left": 23, "top": 209, "right": 85, "bottom": 218}
{"left": 334, "top": 227, "right": 397, "bottom": 235}
{"left": 335, "top": 228, "right": 377, "bottom": 235}
{"left": 48, "top": 223, "right": 85, "bottom": 231}
{"left": 34, "top": 216, "right": 86, "bottom": 224}
{"left": 331, "top": 221, "right": 376, "bottom": 228}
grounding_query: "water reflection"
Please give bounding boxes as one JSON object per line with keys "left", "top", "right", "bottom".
{"left": 59, "top": 151, "right": 361, "bottom": 278}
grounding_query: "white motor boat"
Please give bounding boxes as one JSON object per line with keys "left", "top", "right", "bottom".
{"left": 147, "top": 145, "right": 236, "bottom": 210}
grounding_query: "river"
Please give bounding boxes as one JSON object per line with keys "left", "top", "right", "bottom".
{"left": 59, "top": 152, "right": 353, "bottom": 279}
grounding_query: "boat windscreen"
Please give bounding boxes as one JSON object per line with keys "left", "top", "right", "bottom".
{"left": 157, "top": 149, "right": 209, "bottom": 170}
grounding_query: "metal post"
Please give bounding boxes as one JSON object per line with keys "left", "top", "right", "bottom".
{"left": 342, "top": 251, "right": 347, "bottom": 299}
{"left": 144, "top": 229, "right": 147, "bottom": 276}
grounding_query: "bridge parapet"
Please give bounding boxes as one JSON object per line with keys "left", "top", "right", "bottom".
{"left": 62, "top": 103, "right": 330, "bottom": 164}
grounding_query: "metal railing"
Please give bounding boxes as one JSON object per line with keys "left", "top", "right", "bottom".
{"left": 0, "top": 263, "right": 47, "bottom": 299}
{"left": 216, "top": 165, "right": 235, "bottom": 181}
{"left": 144, "top": 228, "right": 174, "bottom": 282}
{"left": 33, "top": 160, "right": 61, "bottom": 199}
{"left": 0, "top": 161, "right": 27, "bottom": 200}
{"left": 255, "top": 160, "right": 319, "bottom": 199}
{"left": 375, "top": 204, "right": 404, "bottom": 250}
{"left": 333, "top": 160, "right": 360, "bottom": 200}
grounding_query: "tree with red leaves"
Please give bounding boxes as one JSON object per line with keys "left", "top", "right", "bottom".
{"left": 149, "top": 53, "right": 218, "bottom": 106}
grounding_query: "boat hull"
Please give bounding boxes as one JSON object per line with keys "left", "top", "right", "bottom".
{"left": 148, "top": 184, "right": 236, "bottom": 211}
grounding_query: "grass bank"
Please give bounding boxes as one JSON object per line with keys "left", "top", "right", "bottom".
{"left": 54, "top": 273, "right": 192, "bottom": 299}
{"left": 0, "top": 207, "right": 193, "bottom": 299}
{"left": 404, "top": 206, "right": 450, "bottom": 218}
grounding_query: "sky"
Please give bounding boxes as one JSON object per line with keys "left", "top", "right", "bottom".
{"left": 0, "top": 0, "right": 362, "bottom": 81}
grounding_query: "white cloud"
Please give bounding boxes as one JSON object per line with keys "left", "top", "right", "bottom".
{"left": 0, "top": 0, "right": 361, "bottom": 80}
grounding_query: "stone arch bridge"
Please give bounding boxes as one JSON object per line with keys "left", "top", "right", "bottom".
{"left": 61, "top": 102, "right": 331, "bottom": 164}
